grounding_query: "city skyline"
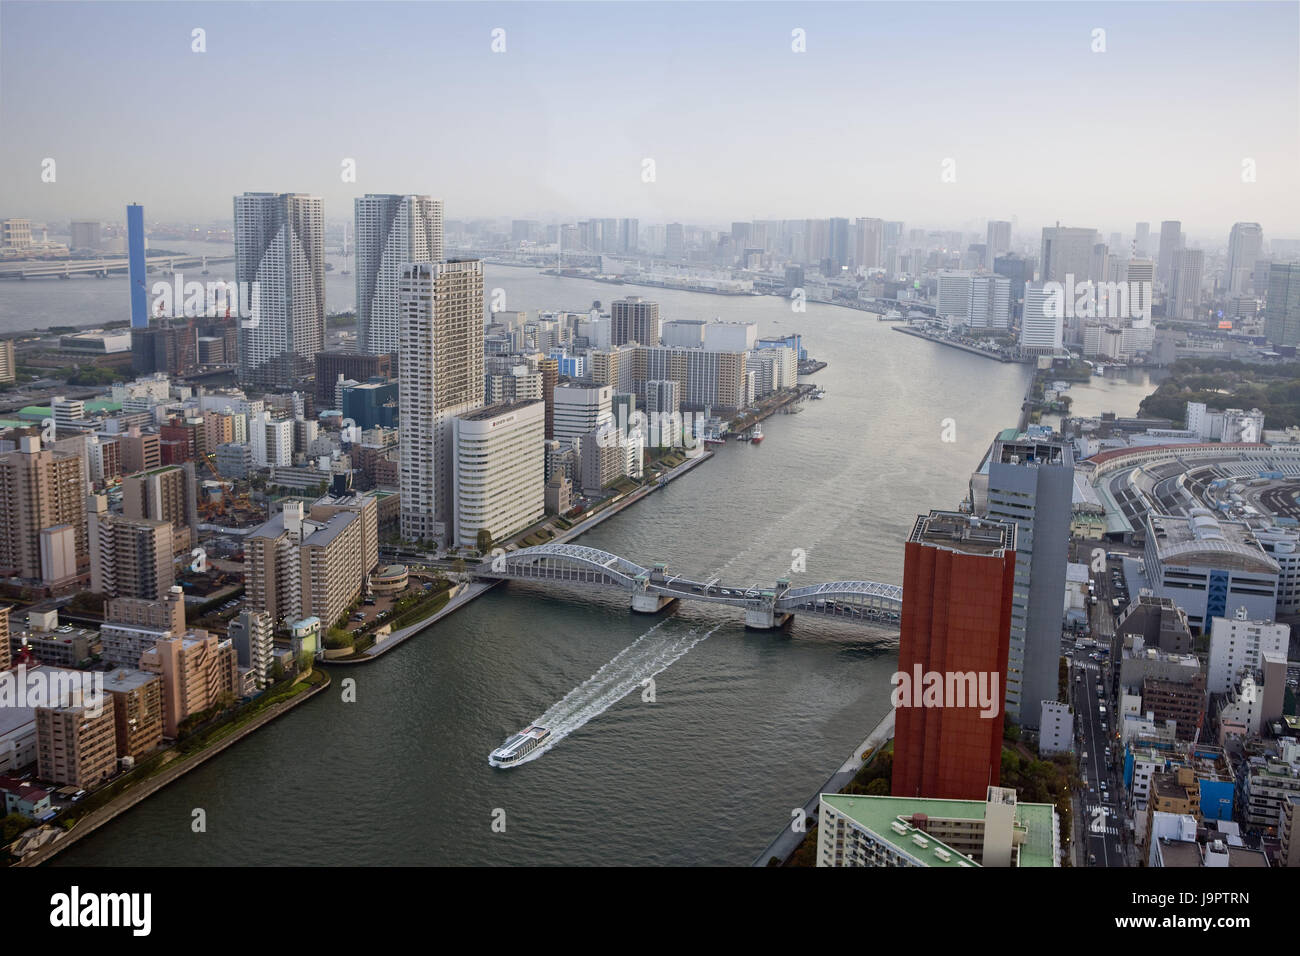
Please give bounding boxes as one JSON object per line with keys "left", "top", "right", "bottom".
{"left": 0, "top": 2, "right": 1297, "bottom": 237}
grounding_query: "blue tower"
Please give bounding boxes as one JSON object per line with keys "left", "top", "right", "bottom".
{"left": 127, "top": 203, "right": 147, "bottom": 328}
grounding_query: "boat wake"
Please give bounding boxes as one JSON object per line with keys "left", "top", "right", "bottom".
{"left": 488, "top": 620, "right": 720, "bottom": 768}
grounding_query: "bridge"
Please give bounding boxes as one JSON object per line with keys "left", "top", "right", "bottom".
{"left": 0, "top": 254, "right": 234, "bottom": 280}
{"left": 475, "top": 543, "right": 902, "bottom": 629}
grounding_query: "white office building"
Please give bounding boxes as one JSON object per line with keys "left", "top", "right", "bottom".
{"left": 1207, "top": 609, "right": 1290, "bottom": 695}
{"left": 452, "top": 400, "right": 545, "bottom": 549}
{"left": 1019, "top": 283, "right": 1062, "bottom": 355}
{"left": 553, "top": 384, "right": 613, "bottom": 449}
{"left": 936, "top": 270, "right": 973, "bottom": 321}
{"left": 355, "top": 194, "right": 444, "bottom": 354}
{"left": 967, "top": 274, "right": 1011, "bottom": 330}
{"left": 398, "top": 259, "right": 485, "bottom": 544}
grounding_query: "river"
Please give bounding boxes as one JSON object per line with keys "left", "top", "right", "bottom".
{"left": 20, "top": 264, "right": 1155, "bottom": 864}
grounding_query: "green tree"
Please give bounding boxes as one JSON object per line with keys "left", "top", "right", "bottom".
{"left": 475, "top": 528, "right": 493, "bottom": 554}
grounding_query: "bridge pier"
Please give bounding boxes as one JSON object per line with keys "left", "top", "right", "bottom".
{"left": 631, "top": 592, "right": 678, "bottom": 614}
{"left": 744, "top": 606, "right": 792, "bottom": 630}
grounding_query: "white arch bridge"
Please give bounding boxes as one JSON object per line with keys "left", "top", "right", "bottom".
{"left": 475, "top": 543, "right": 902, "bottom": 629}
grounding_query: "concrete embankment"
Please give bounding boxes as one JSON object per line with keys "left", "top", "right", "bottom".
{"left": 750, "top": 708, "right": 896, "bottom": 867}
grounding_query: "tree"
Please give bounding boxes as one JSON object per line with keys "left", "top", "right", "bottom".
{"left": 452, "top": 558, "right": 466, "bottom": 575}
{"left": 865, "top": 777, "right": 890, "bottom": 796}
{"left": 271, "top": 658, "right": 286, "bottom": 682}
{"left": 476, "top": 528, "right": 493, "bottom": 554}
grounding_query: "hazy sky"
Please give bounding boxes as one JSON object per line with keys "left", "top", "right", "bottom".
{"left": 2, "top": 1, "right": 1297, "bottom": 241}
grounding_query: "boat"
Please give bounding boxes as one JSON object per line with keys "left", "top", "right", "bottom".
{"left": 704, "top": 436, "right": 726, "bottom": 446}
{"left": 811, "top": 387, "right": 827, "bottom": 400}
{"left": 489, "top": 724, "right": 550, "bottom": 767}
{"left": 749, "top": 423, "right": 763, "bottom": 444}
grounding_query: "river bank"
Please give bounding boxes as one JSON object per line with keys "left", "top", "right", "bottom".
{"left": 15, "top": 668, "right": 331, "bottom": 867}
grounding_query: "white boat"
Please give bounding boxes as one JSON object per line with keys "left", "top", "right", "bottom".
{"left": 811, "top": 387, "right": 827, "bottom": 399}
{"left": 489, "top": 724, "right": 550, "bottom": 767}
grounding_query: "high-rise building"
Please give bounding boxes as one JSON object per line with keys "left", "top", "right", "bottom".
{"left": 0, "top": 605, "right": 10, "bottom": 672}
{"left": 121, "top": 463, "right": 198, "bottom": 553}
{"left": 127, "top": 203, "right": 148, "bottom": 329}
{"left": 1169, "top": 248, "right": 1204, "bottom": 321}
{"left": 552, "top": 384, "right": 613, "bottom": 448}
{"left": 354, "top": 194, "right": 444, "bottom": 354}
{"left": 234, "top": 192, "right": 325, "bottom": 388}
{"left": 1265, "top": 262, "right": 1300, "bottom": 347}
{"left": 665, "top": 223, "right": 685, "bottom": 261}
{"left": 1227, "top": 223, "right": 1264, "bottom": 295}
{"left": 854, "top": 217, "right": 883, "bottom": 270}
{"left": 139, "top": 630, "right": 239, "bottom": 738}
{"left": 985, "top": 220, "right": 1011, "bottom": 268}
{"left": 102, "top": 668, "right": 164, "bottom": 760}
{"left": 967, "top": 275, "right": 1011, "bottom": 330}
{"left": 229, "top": 609, "right": 275, "bottom": 689}
{"left": 88, "top": 512, "right": 174, "bottom": 600}
{"left": 397, "top": 259, "right": 485, "bottom": 544}
{"left": 979, "top": 437, "right": 1074, "bottom": 728}
{"left": 1208, "top": 611, "right": 1290, "bottom": 696}
{"left": 619, "top": 218, "right": 639, "bottom": 254}
{"left": 0, "top": 338, "right": 15, "bottom": 385}
{"left": 452, "top": 401, "right": 545, "bottom": 549}
{"left": 245, "top": 500, "right": 371, "bottom": 630}
{"left": 935, "top": 271, "right": 973, "bottom": 321}
{"left": 1157, "top": 220, "right": 1183, "bottom": 285}
{"left": 1019, "top": 283, "right": 1062, "bottom": 356}
{"left": 892, "top": 511, "right": 1017, "bottom": 801}
{"left": 993, "top": 254, "right": 1030, "bottom": 317}
{"left": 1135, "top": 222, "right": 1151, "bottom": 258}
{"left": 1039, "top": 225, "right": 1096, "bottom": 283}
{"left": 610, "top": 296, "right": 660, "bottom": 346}
{"left": 539, "top": 356, "right": 558, "bottom": 440}
{"left": 36, "top": 691, "right": 117, "bottom": 789}
{"left": 0, "top": 436, "right": 87, "bottom": 583}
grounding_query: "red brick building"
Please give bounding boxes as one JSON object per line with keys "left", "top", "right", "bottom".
{"left": 892, "top": 510, "right": 1017, "bottom": 802}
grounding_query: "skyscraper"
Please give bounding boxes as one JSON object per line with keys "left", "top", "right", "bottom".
{"left": 1157, "top": 220, "right": 1183, "bottom": 285}
{"left": 979, "top": 437, "right": 1074, "bottom": 729}
{"left": 1265, "top": 262, "right": 1300, "bottom": 347}
{"left": 610, "top": 296, "right": 660, "bottom": 346}
{"left": 234, "top": 192, "right": 325, "bottom": 388}
{"left": 855, "top": 217, "right": 884, "bottom": 271}
{"left": 127, "top": 203, "right": 148, "bottom": 329}
{"left": 398, "top": 259, "right": 485, "bottom": 544}
{"left": 1227, "top": 222, "right": 1264, "bottom": 295}
{"left": 1018, "top": 283, "right": 1061, "bottom": 356}
{"left": 967, "top": 275, "right": 1011, "bottom": 330}
{"left": 0, "top": 436, "right": 88, "bottom": 584}
{"left": 1169, "top": 248, "right": 1204, "bottom": 321}
{"left": 355, "top": 194, "right": 444, "bottom": 354}
{"left": 665, "top": 223, "right": 685, "bottom": 260}
{"left": 892, "top": 511, "right": 1017, "bottom": 801}
{"left": 1135, "top": 222, "right": 1151, "bottom": 258}
{"left": 985, "top": 220, "right": 1011, "bottom": 268}
{"left": 1038, "top": 225, "right": 1096, "bottom": 283}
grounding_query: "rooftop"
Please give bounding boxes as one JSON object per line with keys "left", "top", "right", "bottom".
{"left": 909, "top": 509, "right": 1016, "bottom": 556}
{"left": 820, "top": 793, "right": 1057, "bottom": 868}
